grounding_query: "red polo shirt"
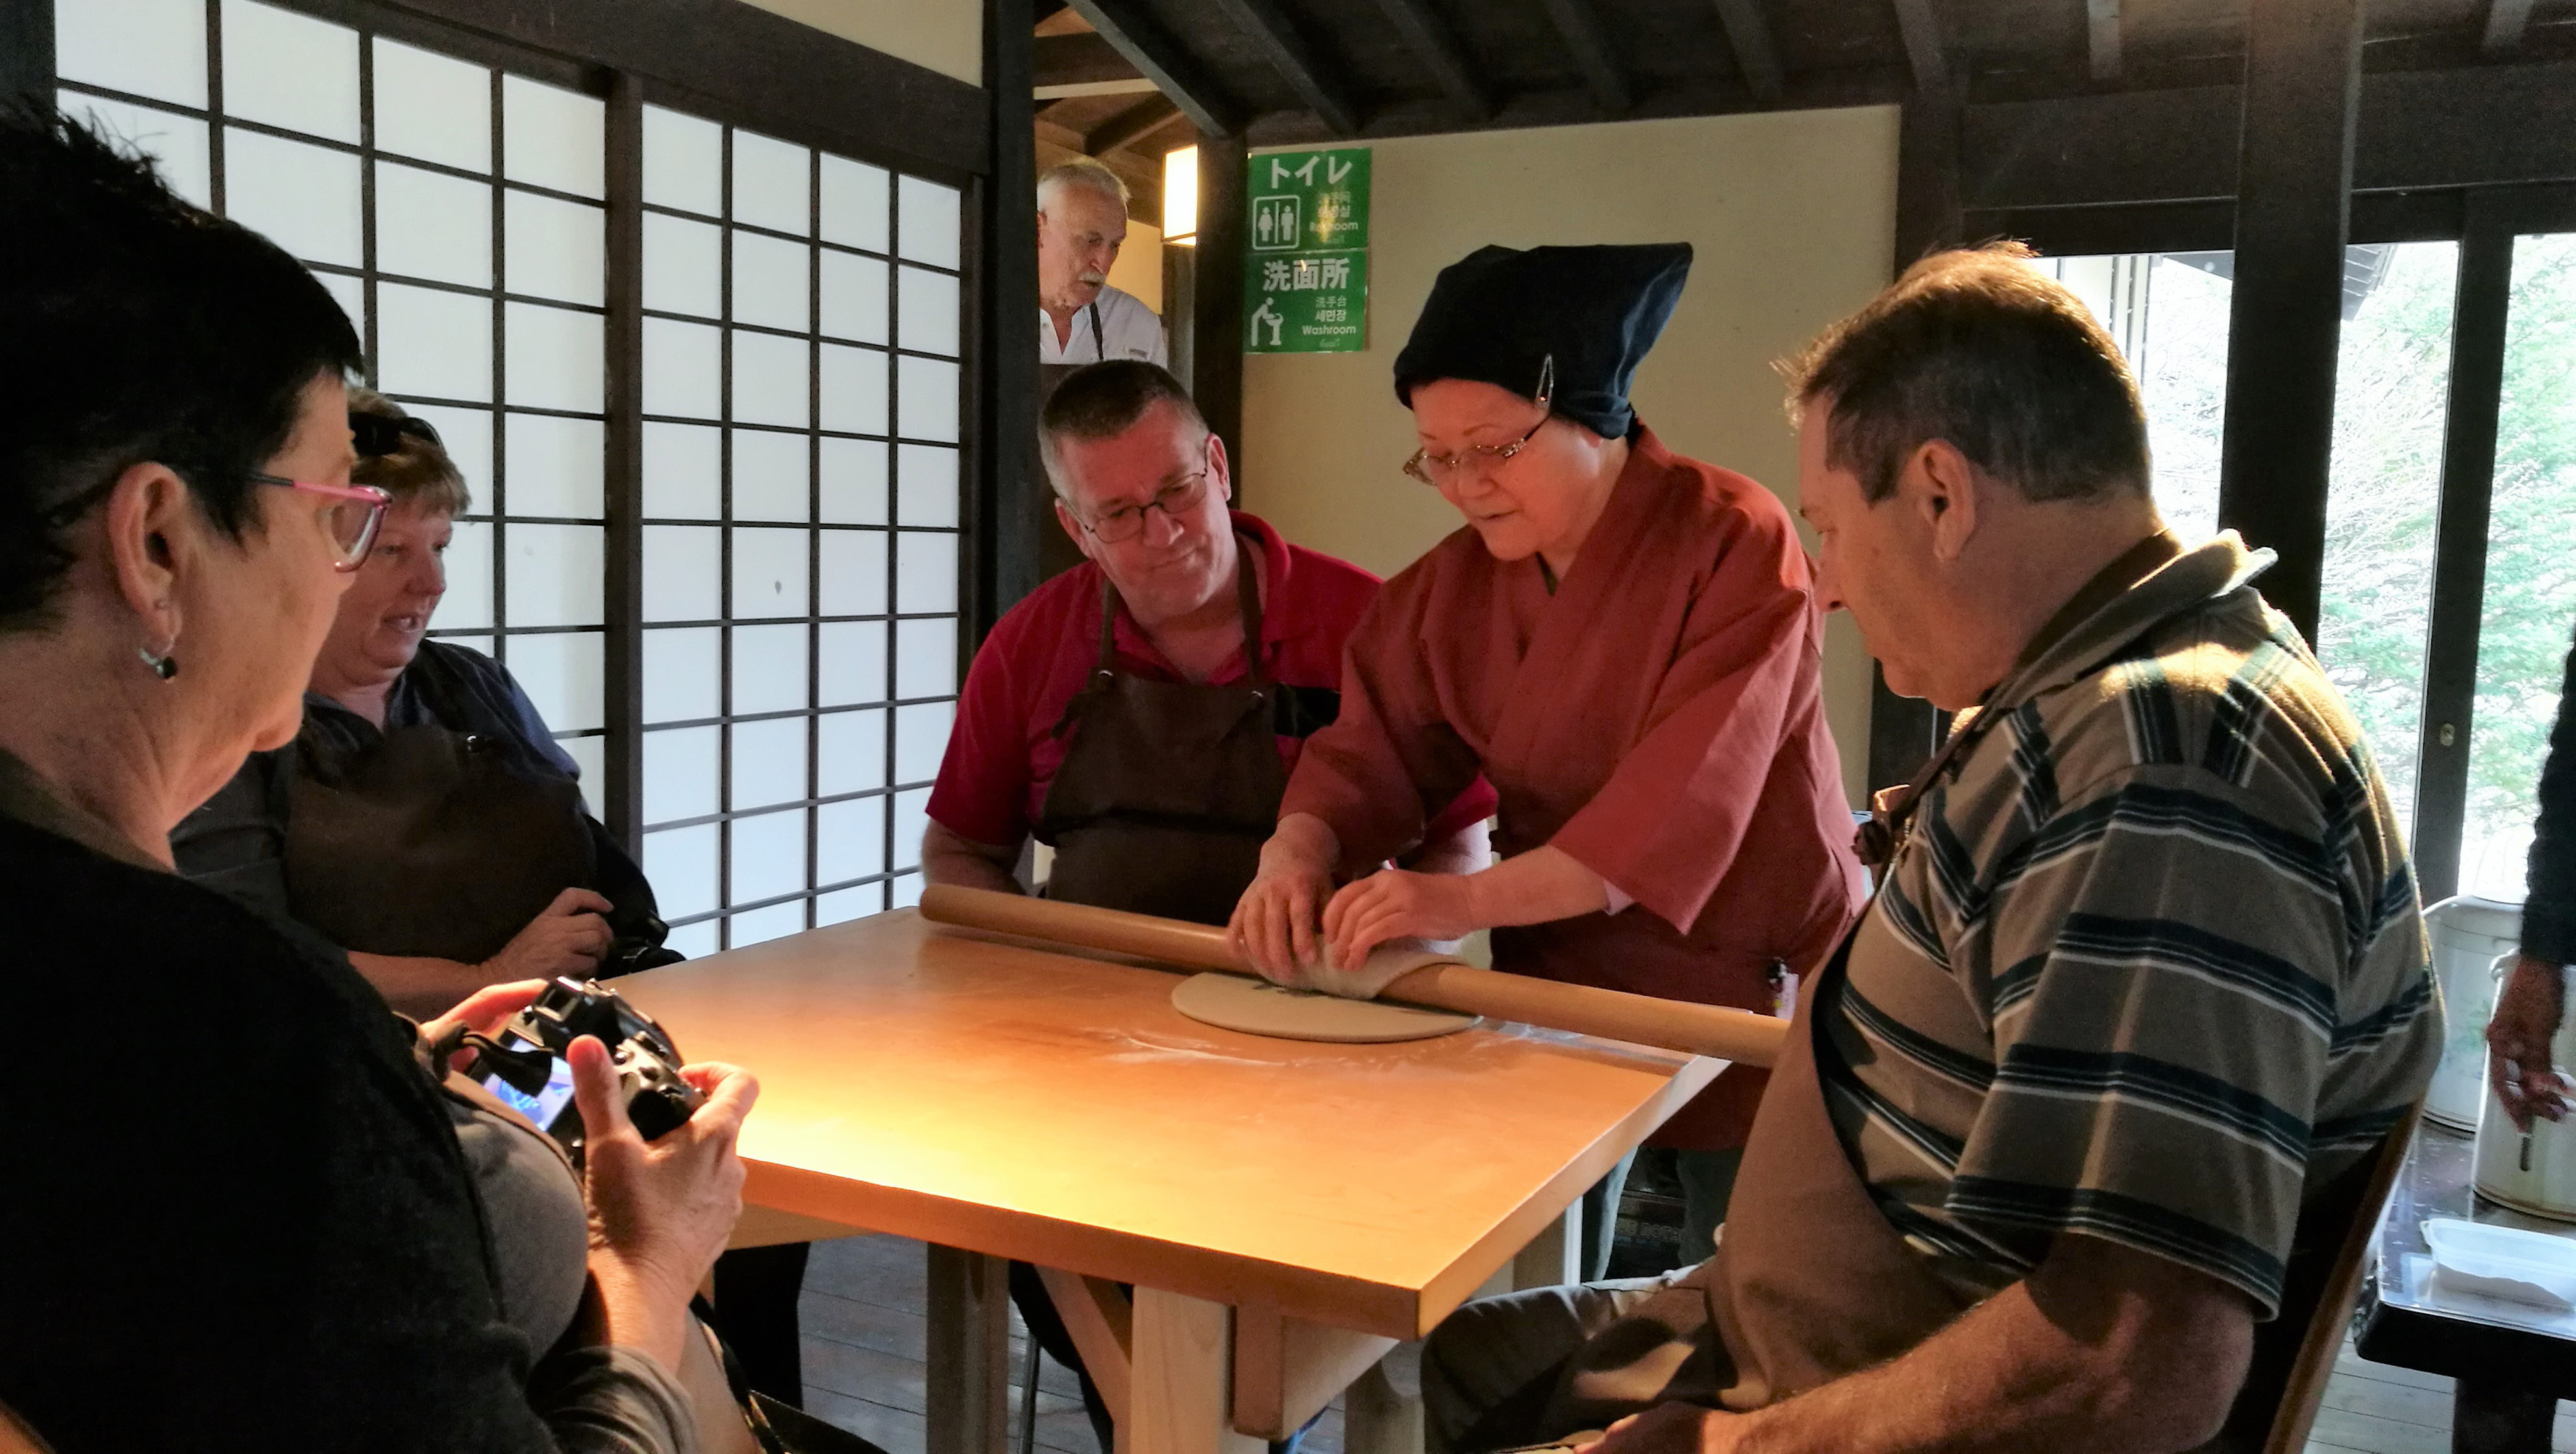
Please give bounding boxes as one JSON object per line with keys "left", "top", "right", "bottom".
{"left": 929, "top": 510, "right": 1496, "bottom": 851}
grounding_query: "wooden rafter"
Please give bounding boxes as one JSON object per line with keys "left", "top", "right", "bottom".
{"left": 1069, "top": 0, "right": 1248, "bottom": 136}
{"left": 1890, "top": 0, "right": 1953, "bottom": 97}
{"left": 1372, "top": 0, "right": 1495, "bottom": 119}
{"left": 1209, "top": 0, "right": 1363, "bottom": 134}
{"left": 2087, "top": 0, "right": 2122, "bottom": 80}
{"left": 1034, "top": 33, "right": 1141, "bottom": 87}
{"left": 1710, "top": 0, "right": 1784, "bottom": 104}
{"left": 1085, "top": 94, "right": 1182, "bottom": 154}
{"left": 1537, "top": 0, "right": 1634, "bottom": 112}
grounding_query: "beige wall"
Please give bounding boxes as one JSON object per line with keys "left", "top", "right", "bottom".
{"left": 1239, "top": 106, "right": 1900, "bottom": 807}
{"left": 733, "top": 0, "right": 981, "bottom": 86}
{"left": 1109, "top": 219, "right": 1163, "bottom": 314}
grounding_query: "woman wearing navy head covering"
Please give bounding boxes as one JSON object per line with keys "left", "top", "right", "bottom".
{"left": 1232, "top": 243, "right": 1866, "bottom": 1264}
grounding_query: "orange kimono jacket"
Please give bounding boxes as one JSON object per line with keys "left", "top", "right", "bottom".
{"left": 1281, "top": 428, "right": 1866, "bottom": 1149}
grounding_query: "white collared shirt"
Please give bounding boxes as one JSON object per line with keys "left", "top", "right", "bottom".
{"left": 1039, "top": 283, "right": 1168, "bottom": 367}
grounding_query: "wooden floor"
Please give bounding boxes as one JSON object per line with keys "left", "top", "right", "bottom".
{"left": 791, "top": 1233, "right": 2556, "bottom": 1454}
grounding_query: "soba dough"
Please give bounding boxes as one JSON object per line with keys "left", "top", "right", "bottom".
{"left": 1170, "top": 972, "right": 1477, "bottom": 1043}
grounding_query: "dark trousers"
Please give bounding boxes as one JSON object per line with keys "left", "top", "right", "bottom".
{"left": 710, "top": 1242, "right": 812, "bottom": 1409}
{"left": 1009, "top": 1260, "right": 1119, "bottom": 1454}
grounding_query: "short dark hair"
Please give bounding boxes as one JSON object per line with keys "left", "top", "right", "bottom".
{"left": 1038, "top": 361, "right": 1207, "bottom": 499}
{"left": 349, "top": 388, "right": 471, "bottom": 517}
{"left": 0, "top": 106, "right": 364, "bottom": 630}
{"left": 1784, "top": 241, "right": 2149, "bottom": 504}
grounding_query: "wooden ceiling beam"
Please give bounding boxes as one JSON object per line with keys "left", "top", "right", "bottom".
{"left": 1085, "top": 94, "right": 1182, "bottom": 154}
{"left": 2087, "top": 0, "right": 2121, "bottom": 80}
{"left": 1537, "top": 0, "right": 1634, "bottom": 112}
{"left": 1372, "top": 0, "right": 1495, "bottom": 119}
{"left": 1035, "top": 33, "right": 1141, "bottom": 87}
{"left": 2483, "top": 0, "right": 2535, "bottom": 56}
{"left": 1209, "top": 0, "right": 1363, "bottom": 134}
{"left": 1709, "top": 0, "right": 1784, "bottom": 104}
{"left": 1068, "top": 0, "right": 1249, "bottom": 136}
{"left": 1890, "top": 0, "right": 1953, "bottom": 97}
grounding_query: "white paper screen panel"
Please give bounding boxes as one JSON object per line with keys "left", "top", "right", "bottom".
{"left": 636, "top": 103, "right": 962, "bottom": 946}
{"left": 54, "top": 10, "right": 972, "bottom": 951}
{"left": 53, "top": 0, "right": 613, "bottom": 804}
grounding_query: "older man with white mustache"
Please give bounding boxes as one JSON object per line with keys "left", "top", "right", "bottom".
{"left": 1037, "top": 157, "right": 1167, "bottom": 371}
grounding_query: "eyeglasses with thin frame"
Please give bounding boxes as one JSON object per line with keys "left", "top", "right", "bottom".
{"left": 253, "top": 474, "right": 392, "bottom": 571}
{"left": 1404, "top": 354, "right": 1556, "bottom": 487}
{"left": 1074, "top": 439, "right": 1217, "bottom": 545}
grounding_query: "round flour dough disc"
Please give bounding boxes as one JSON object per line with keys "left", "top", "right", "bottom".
{"left": 1170, "top": 972, "right": 1478, "bottom": 1043}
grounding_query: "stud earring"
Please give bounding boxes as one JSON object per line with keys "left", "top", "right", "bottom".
{"left": 136, "top": 644, "right": 179, "bottom": 681}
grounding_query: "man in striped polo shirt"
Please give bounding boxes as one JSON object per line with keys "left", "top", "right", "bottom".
{"left": 1419, "top": 243, "right": 2438, "bottom": 1454}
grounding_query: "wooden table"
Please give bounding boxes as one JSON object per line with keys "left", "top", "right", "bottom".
{"left": 619, "top": 909, "right": 1724, "bottom": 1454}
{"left": 2355, "top": 1120, "right": 2576, "bottom": 1454}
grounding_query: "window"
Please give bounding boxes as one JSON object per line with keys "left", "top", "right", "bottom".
{"left": 634, "top": 106, "right": 964, "bottom": 954}
{"left": 2031, "top": 245, "right": 2464, "bottom": 848}
{"left": 55, "top": 0, "right": 613, "bottom": 795}
{"left": 52, "top": 1, "right": 978, "bottom": 949}
{"left": 2456, "top": 232, "right": 2576, "bottom": 899}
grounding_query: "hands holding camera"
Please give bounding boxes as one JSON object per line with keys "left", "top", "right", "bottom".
{"left": 428, "top": 981, "right": 761, "bottom": 1375}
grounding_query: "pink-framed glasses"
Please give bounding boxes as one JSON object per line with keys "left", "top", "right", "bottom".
{"left": 253, "top": 474, "right": 391, "bottom": 571}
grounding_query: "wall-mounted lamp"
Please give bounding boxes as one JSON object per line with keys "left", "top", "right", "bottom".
{"left": 1164, "top": 145, "right": 1198, "bottom": 245}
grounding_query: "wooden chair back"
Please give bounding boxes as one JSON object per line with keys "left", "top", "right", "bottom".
{"left": 2233, "top": 1105, "right": 2420, "bottom": 1454}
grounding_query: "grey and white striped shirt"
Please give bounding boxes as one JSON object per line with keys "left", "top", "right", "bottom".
{"left": 1820, "top": 532, "right": 2438, "bottom": 1316}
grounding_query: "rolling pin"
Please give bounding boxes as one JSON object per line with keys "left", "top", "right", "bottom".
{"left": 917, "top": 884, "right": 1790, "bottom": 1069}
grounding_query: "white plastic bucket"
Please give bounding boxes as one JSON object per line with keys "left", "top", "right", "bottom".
{"left": 2426, "top": 895, "right": 2525, "bottom": 1130}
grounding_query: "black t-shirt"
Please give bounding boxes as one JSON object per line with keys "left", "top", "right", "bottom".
{"left": 0, "top": 815, "right": 579, "bottom": 1449}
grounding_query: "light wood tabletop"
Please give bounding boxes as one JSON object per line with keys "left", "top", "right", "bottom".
{"left": 619, "top": 909, "right": 1726, "bottom": 1454}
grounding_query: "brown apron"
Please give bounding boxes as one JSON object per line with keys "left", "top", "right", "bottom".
{"left": 1033, "top": 541, "right": 1285, "bottom": 926}
{"left": 1547, "top": 923, "right": 1970, "bottom": 1428}
{"left": 285, "top": 723, "right": 597, "bottom": 964}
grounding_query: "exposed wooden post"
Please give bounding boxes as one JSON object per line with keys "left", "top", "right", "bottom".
{"left": 2216, "top": 0, "right": 2364, "bottom": 643}
{"left": 1129, "top": 1288, "right": 1261, "bottom": 1454}
{"left": 1193, "top": 136, "right": 1248, "bottom": 477}
{"left": 978, "top": 0, "right": 1043, "bottom": 629}
{"left": 601, "top": 75, "right": 646, "bottom": 854}
{"left": 2408, "top": 193, "right": 2516, "bottom": 902}
{"left": 926, "top": 1246, "right": 1013, "bottom": 1454}
{"left": 0, "top": 0, "right": 52, "bottom": 105}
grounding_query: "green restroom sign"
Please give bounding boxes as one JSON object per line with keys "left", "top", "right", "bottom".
{"left": 1245, "top": 147, "right": 1370, "bottom": 353}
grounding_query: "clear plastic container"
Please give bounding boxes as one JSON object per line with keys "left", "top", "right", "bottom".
{"left": 2423, "top": 1216, "right": 2576, "bottom": 1310}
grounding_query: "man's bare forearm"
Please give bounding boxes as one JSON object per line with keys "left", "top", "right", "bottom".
{"left": 920, "top": 820, "right": 1026, "bottom": 895}
{"left": 1718, "top": 1240, "right": 2252, "bottom": 1454}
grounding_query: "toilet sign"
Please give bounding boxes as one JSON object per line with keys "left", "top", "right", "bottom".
{"left": 1248, "top": 148, "right": 1368, "bottom": 251}
{"left": 1244, "top": 147, "right": 1370, "bottom": 353}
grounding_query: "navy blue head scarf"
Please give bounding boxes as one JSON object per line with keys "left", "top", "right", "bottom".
{"left": 1392, "top": 242, "right": 1693, "bottom": 441}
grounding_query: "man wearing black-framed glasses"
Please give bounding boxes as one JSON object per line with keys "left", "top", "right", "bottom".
{"left": 920, "top": 360, "right": 1496, "bottom": 1453}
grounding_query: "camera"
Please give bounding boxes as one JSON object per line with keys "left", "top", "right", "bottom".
{"left": 467, "top": 976, "right": 703, "bottom": 1159}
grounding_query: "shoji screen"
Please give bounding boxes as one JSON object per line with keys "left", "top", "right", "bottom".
{"left": 52, "top": 0, "right": 612, "bottom": 795}
{"left": 635, "top": 105, "right": 964, "bottom": 954}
